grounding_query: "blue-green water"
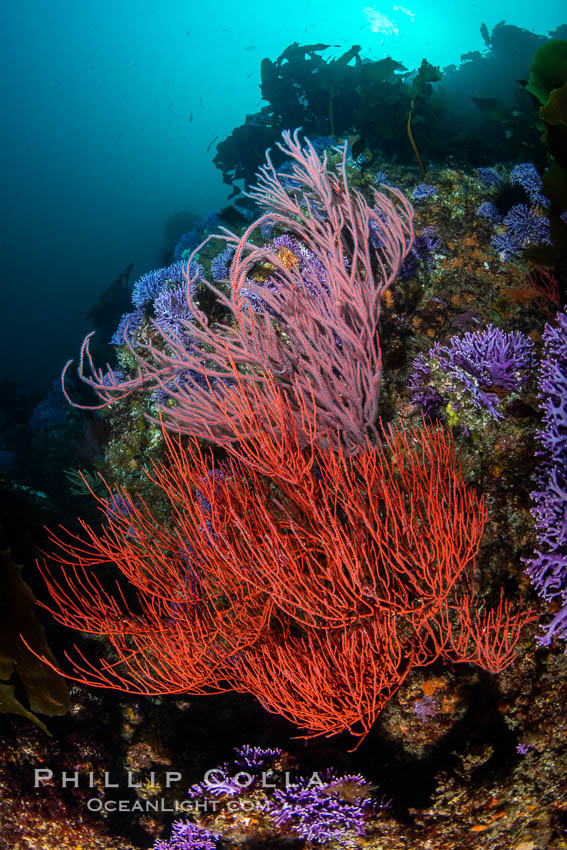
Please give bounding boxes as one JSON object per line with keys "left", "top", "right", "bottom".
{"left": 0, "top": 0, "right": 564, "bottom": 388}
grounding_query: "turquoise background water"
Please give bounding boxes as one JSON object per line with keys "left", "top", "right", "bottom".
{"left": 1, "top": 0, "right": 564, "bottom": 389}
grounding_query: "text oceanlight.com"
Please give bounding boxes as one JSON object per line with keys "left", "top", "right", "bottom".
{"left": 86, "top": 798, "right": 273, "bottom": 813}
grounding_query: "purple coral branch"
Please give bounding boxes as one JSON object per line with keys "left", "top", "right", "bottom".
{"left": 410, "top": 325, "right": 535, "bottom": 422}
{"left": 526, "top": 308, "right": 567, "bottom": 646}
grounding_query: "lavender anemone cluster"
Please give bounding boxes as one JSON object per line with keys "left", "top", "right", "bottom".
{"left": 267, "top": 771, "right": 378, "bottom": 846}
{"left": 152, "top": 820, "right": 218, "bottom": 850}
{"left": 525, "top": 308, "right": 567, "bottom": 646}
{"left": 410, "top": 325, "right": 535, "bottom": 424}
{"left": 476, "top": 162, "right": 551, "bottom": 261}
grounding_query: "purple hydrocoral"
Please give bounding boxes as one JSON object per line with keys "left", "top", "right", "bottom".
{"left": 525, "top": 308, "right": 567, "bottom": 646}
{"left": 153, "top": 820, "right": 218, "bottom": 850}
{"left": 502, "top": 204, "right": 551, "bottom": 246}
{"left": 110, "top": 309, "right": 144, "bottom": 345}
{"left": 132, "top": 260, "right": 195, "bottom": 308}
{"left": 174, "top": 231, "right": 202, "bottom": 262}
{"left": 408, "top": 353, "right": 446, "bottom": 417}
{"left": 490, "top": 229, "right": 523, "bottom": 262}
{"left": 174, "top": 214, "right": 222, "bottom": 262}
{"left": 491, "top": 204, "right": 552, "bottom": 260}
{"left": 476, "top": 201, "right": 503, "bottom": 225}
{"left": 270, "top": 233, "right": 331, "bottom": 298}
{"left": 374, "top": 169, "right": 390, "bottom": 186}
{"left": 446, "top": 326, "right": 534, "bottom": 392}
{"left": 398, "top": 225, "right": 441, "bottom": 280}
{"left": 412, "top": 183, "right": 438, "bottom": 201}
{"left": 410, "top": 325, "right": 535, "bottom": 421}
{"left": 210, "top": 245, "right": 235, "bottom": 282}
{"left": 268, "top": 771, "right": 378, "bottom": 846}
{"left": 238, "top": 234, "right": 331, "bottom": 318}
{"left": 179, "top": 749, "right": 383, "bottom": 846}
{"left": 154, "top": 281, "right": 197, "bottom": 341}
{"left": 475, "top": 163, "right": 551, "bottom": 263}
{"left": 104, "top": 491, "right": 136, "bottom": 521}
{"left": 232, "top": 744, "right": 282, "bottom": 769}
{"left": 130, "top": 274, "right": 201, "bottom": 404}
{"left": 510, "top": 163, "right": 548, "bottom": 207}
{"left": 187, "top": 745, "right": 281, "bottom": 800}
{"left": 476, "top": 167, "right": 502, "bottom": 188}
{"left": 260, "top": 219, "right": 274, "bottom": 239}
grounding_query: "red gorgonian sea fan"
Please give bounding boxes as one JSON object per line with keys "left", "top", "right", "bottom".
{"left": 62, "top": 129, "right": 414, "bottom": 453}
{"left": 42, "top": 131, "right": 534, "bottom": 742}
{"left": 36, "top": 385, "right": 535, "bottom": 741}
